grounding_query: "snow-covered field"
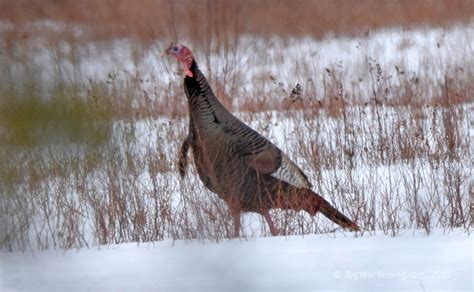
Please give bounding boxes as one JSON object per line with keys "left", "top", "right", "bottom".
{"left": 0, "top": 229, "right": 471, "bottom": 291}
{"left": 0, "top": 21, "right": 472, "bottom": 291}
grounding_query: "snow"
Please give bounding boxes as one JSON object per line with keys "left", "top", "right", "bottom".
{"left": 0, "top": 21, "right": 472, "bottom": 291}
{"left": 0, "top": 229, "right": 471, "bottom": 291}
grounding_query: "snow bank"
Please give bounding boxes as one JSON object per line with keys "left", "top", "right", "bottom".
{"left": 0, "top": 229, "right": 471, "bottom": 291}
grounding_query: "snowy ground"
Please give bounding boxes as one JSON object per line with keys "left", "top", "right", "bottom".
{"left": 0, "top": 228, "right": 471, "bottom": 291}
{"left": 0, "top": 22, "right": 472, "bottom": 291}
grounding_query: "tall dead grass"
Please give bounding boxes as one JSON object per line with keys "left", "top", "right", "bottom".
{"left": 0, "top": 2, "right": 472, "bottom": 251}
{"left": 1, "top": 67, "right": 471, "bottom": 251}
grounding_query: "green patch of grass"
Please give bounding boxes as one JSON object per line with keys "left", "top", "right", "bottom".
{"left": 0, "top": 84, "right": 112, "bottom": 147}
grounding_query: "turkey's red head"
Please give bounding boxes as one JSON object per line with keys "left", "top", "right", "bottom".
{"left": 166, "top": 44, "right": 194, "bottom": 78}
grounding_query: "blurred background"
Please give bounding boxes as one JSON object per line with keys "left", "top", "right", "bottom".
{"left": 2, "top": 0, "right": 473, "bottom": 41}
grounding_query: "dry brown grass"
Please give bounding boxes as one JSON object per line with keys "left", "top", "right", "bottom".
{"left": 1, "top": 0, "right": 473, "bottom": 43}
{"left": 1, "top": 72, "right": 471, "bottom": 250}
{"left": 0, "top": 0, "right": 472, "bottom": 251}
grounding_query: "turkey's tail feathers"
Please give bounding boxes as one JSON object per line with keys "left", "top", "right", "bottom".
{"left": 305, "top": 190, "right": 360, "bottom": 232}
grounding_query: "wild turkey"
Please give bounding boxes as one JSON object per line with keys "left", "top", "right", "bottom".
{"left": 166, "top": 44, "right": 359, "bottom": 237}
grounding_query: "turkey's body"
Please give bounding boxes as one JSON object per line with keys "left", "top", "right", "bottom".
{"left": 179, "top": 59, "right": 359, "bottom": 236}
{"left": 189, "top": 120, "right": 292, "bottom": 213}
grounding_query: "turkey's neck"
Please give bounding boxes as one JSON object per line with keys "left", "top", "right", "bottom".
{"left": 184, "top": 60, "right": 232, "bottom": 128}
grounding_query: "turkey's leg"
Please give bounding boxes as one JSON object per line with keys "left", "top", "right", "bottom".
{"left": 231, "top": 211, "right": 241, "bottom": 238}
{"left": 262, "top": 210, "right": 280, "bottom": 236}
{"left": 178, "top": 132, "right": 193, "bottom": 178}
{"left": 226, "top": 199, "right": 241, "bottom": 238}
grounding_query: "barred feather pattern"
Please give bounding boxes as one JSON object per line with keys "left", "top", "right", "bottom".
{"left": 178, "top": 57, "right": 359, "bottom": 234}
{"left": 184, "top": 59, "right": 311, "bottom": 195}
{"left": 270, "top": 154, "right": 312, "bottom": 189}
